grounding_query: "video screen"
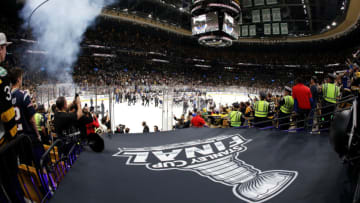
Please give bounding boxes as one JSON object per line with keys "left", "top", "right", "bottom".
{"left": 222, "top": 13, "right": 239, "bottom": 39}
{"left": 192, "top": 12, "right": 219, "bottom": 35}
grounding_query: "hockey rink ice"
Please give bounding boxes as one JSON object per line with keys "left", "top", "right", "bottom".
{"left": 99, "top": 93, "right": 252, "bottom": 133}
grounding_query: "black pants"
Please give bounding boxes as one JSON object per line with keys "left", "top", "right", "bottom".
{"left": 183, "top": 107, "right": 188, "bottom": 115}
{"left": 322, "top": 101, "right": 336, "bottom": 129}
{"left": 296, "top": 109, "right": 311, "bottom": 129}
{"left": 39, "top": 131, "right": 50, "bottom": 145}
{"left": 253, "top": 117, "right": 270, "bottom": 128}
{"left": 24, "top": 135, "right": 45, "bottom": 169}
{"left": 0, "top": 148, "right": 25, "bottom": 203}
{"left": 0, "top": 174, "right": 25, "bottom": 203}
{"left": 278, "top": 111, "right": 291, "bottom": 130}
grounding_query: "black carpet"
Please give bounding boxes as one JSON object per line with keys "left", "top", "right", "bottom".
{"left": 50, "top": 128, "right": 352, "bottom": 203}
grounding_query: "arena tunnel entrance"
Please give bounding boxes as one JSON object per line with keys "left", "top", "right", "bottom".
{"left": 49, "top": 128, "right": 352, "bottom": 203}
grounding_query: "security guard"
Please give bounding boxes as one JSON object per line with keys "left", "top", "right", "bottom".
{"left": 229, "top": 102, "right": 242, "bottom": 127}
{"left": 34, "top": 105, "right": 48, "bottom": 144}
{"left": 321, "top": 73, "right": 340, "bottom": 128}
{"left": 278, "top": 86, "right": 294, "bottom": 130}
{"left": 254, "top": 91, "right": 270, "bottom": 128}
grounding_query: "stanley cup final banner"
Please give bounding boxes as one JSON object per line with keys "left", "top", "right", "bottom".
{"left": 51, "top": 128, "right": 352, "bottom": 203}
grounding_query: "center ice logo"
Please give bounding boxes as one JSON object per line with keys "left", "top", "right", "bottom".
{"left": 113, "top": 134, "right": 298, "bottom": 203}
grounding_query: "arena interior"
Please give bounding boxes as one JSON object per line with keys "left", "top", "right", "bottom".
{"left": 1, "top": 0, "right": 360, "bottom": 202}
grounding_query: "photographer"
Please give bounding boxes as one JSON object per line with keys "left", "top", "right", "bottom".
{"left": 83, "top": 107, "right": 100, "bottom": 136}
{"left": 54, "top": 96, "right": 83, "bottom": 139}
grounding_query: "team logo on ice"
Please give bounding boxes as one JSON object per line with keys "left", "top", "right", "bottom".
{"left": 113, "top": 134, "right": 298, "bottom": 203}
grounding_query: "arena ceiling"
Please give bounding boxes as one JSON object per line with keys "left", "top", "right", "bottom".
{"left": 1, "top": 0, "right": 359, "bottom": 46}
{"left": 105, "top": 0, "right": 360, "bottom": 43}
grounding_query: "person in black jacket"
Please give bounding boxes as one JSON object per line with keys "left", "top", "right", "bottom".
{"left": 0, "top": 33, "right": 25, "bottom": 203}
{"left": 142, "top": 121, "right": 149, "bottom": 133}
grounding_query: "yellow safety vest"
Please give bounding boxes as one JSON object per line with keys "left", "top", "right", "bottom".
{"left": 255, "top": 101, "right": 269, "bottom": 118}
{"left": 322, "top": 83, "right": 340, "bottom": 104}
{"left": 34, "top": 113, "right": 43, "bottom": 132}
{"left": 229, "top": 111, "right": 242, "bottom": 127}
{"left": 280, "top": 95, "right": 294, "bottom": 114}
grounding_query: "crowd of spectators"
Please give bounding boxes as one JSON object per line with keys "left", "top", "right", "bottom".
{"left": 169, "top": 64, "right": 357, "bottom": 133}
{"left": 2, "top": 5, "right": 360, "bottom": 203}
{"left": 0, "top": 15, "right": 353, "bottom": 95}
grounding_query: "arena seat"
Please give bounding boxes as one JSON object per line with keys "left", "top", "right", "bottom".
{"left": 43, "top": 144, "right": 61, "bottom": 160}
{"left": 17, "top": 164, "right": 44, "bottom": 203}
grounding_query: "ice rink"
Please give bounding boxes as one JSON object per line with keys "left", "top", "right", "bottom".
{"left": 92, "top": 92, "right": 253, "bottom": 133}
{"left": 48, "top": 92, "right": 255, "bottom": 133}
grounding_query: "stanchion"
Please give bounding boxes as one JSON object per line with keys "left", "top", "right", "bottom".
{"left": 109, "top": 88, "right": 115, "bottom": 134}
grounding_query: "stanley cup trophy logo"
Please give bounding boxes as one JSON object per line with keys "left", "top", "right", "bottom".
{"left": 113, "top": 134, "right": 298, "bottom": 203}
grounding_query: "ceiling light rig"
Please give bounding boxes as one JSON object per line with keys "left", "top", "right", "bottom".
{"left": 190, "top": 0, "right": 241, "bottom": 48}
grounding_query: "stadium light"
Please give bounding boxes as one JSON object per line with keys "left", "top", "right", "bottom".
{"left": 20, "top": 39, "right": 37, "bottom": 43}
{"left": 332, "top": 22, "right": 337, "bottom": 26}
{"left": 26, "top": 50, "right": 47, "bottom": 54}
{"left": 193, "top": 58, "right": 205, "bottom": 62}
{"left": 195, "top": 64, "right": 211, "bottom": 68}
{"left": 93, "top": 53, "right": 116, "bottom": 58}
{"left": 152, "top": 59, "right": 169, "bottom": 63}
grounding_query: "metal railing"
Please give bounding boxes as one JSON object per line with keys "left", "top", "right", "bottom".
{"left": 0, "top": 135, "right": 40, "bottom": 203}
{"left": 209, "top": 95, "right": 357, "bottom": 133}
{"left": 0, "top": 133, "right": 82, "bottom": 203}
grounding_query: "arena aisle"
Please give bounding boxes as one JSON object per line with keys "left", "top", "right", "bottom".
{"left": 50, "top": 128, "right": 351, "bottom": 203}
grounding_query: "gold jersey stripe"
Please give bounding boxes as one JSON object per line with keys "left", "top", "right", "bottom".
{"left": 1, "top": 107, "right": 15, "bottom": 122}
{"left": 9, "top": 125, "right": 17, "bottom": 137}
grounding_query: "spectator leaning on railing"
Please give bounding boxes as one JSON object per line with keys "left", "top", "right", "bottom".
{"left": 292, "top": 77, "right": 313, "bottom": 129}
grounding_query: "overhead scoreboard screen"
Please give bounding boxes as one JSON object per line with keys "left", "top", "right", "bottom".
{"left": 191, "top": 12, "right": 219, "bottom": 35}
{"left": 222, "top": 12, "right": 240, "bottom": 39}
